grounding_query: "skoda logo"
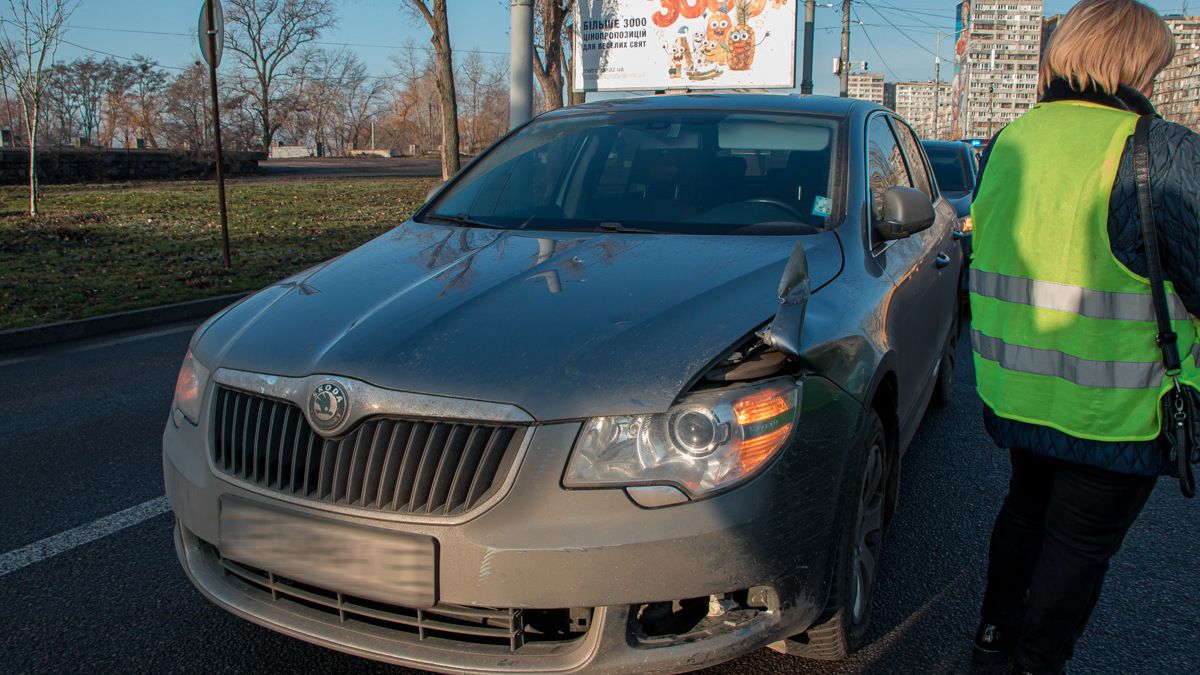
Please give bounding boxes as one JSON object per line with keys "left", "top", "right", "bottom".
{"left": 309, "top": 381, "right": 348, "bottom": 431}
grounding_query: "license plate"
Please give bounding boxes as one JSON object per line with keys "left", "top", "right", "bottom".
{"left": 219, "top": 497, "right": 437, "bottom": 608}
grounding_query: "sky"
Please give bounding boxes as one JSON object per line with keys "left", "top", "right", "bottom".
{"left": 20, "top": 0, "right": 1200, "bottom": 97}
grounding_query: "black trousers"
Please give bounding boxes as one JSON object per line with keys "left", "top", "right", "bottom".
{"left": 980, "top": 449, "right": 1157, "bottom": 674}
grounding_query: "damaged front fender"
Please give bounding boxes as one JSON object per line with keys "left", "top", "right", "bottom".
{"left": 759, "top": 241, "right": 811, "bottom": 358}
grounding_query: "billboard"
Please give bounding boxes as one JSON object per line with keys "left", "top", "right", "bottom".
{"left": 950, "top": 1, "right": 971, "bottom": 139}
{"left": 573, "top": 0, "right": 798, "bottom": 92}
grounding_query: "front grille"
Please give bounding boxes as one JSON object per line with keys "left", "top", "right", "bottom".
{"left": 214, "top": 548, "right": 592, "bottom": 652}
{"left": 211, "top": 386, "right": 523, "bottom": 516}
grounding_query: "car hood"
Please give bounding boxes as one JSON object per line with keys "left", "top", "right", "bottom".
{"left": 197, "top": 221, "right": 843, "bottom": 421}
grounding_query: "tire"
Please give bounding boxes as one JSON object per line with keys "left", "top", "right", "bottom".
{"left": 931, "top": 315, "right": 960, "bottom": 407}
{"left": 789, "top": 411, "right": 889, "bottom": 660}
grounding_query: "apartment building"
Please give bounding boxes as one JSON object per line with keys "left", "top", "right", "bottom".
{"left": 895, "top": 80, "right": 954, "bottom": 141}
{"left": 847, "top": 72, "right": 886, "bottom": 106}
{"left": 1165, "top": 15, "right": 1200, "bottom": 51}
{"left": 1154, "top": 47, "right": 1200, "bottom": 132}
{"left": 953, "top": 1, "right": 1043, "bottom": 139}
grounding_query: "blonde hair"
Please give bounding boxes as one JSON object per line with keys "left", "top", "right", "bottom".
{"left": 1039, "top": 0, "right": 1176, "bottom": 95}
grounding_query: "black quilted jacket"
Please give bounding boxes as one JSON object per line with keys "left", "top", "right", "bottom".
{"left": 974, "top": 79, "right": 1200, "bottom": 476}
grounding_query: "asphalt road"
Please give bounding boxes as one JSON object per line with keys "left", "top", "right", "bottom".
{"left": 1, "top": 322, "right": 1196, "bottom": 674}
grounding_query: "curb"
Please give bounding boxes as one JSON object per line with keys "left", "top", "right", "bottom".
{"left": 0, "top": 292, "right": 251, "bottom": 353}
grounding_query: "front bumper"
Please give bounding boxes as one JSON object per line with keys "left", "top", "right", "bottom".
{"left": 164, "top": 377, "right": 861, "bottom": 673}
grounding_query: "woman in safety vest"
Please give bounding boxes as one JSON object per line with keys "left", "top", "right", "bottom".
{"left": 970, "top": 2, "right": 1198, "bottom": 674}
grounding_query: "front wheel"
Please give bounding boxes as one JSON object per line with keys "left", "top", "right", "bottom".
{"left": 788, "top": 411, "right": 889, "bottom": 660}
{"left": 932, "top": 315, "right": 960, "bottom": 407}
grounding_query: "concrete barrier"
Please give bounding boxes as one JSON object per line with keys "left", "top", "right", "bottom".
{"left": 0, "top": 148, "right": 266, "bottom": 185}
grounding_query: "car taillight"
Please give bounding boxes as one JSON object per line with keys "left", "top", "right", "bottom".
{"left": 957, "top": 215, "right": 973, "bottom": 234}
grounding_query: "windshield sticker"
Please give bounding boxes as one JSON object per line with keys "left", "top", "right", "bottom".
{"left": 813, "top": 196, "right": 832, "bottom": 218}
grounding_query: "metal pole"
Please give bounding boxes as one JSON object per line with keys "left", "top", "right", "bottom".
{"left": 839, "top": 0, "right": 851, "bottom": 98}
{"left": 370, "top": 117, "right": 375, "bottom": 150}
{"left": 205, "top": 0, "right": 230, "bottom": 270}
{"left": 933, "top": 56, "right": 941, "bottom": 140}
{"left": 800, "top": 0, "right": 816, "bottom": 95}
{"left": 509, "top": 0, "right": 533, "bottom": 129}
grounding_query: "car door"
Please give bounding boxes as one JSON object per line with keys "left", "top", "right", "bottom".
{"left": 892, "top": 119, "right": 959, "bottom": 337}
{"left": 864, "top": 114, "right": 952, "bottom": 431}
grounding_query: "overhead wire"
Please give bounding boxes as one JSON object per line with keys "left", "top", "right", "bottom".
{"left": 852, "top": 7, "right": 900, "bottom": 81}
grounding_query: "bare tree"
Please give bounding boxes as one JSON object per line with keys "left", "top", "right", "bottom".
{"left": 0, "top": 0, "right": 77, "bottom": 217}
{"left": 533, "top": 0, "right": 573, "bottom": 111}
{"left": 162, "top": 61, "right": 211, "bottom": 151}
{"left": 406, "top": 0, "right": 459, "bottom": 178}
{"left": 224, "top": 0, "right": 335, "bottom": 153}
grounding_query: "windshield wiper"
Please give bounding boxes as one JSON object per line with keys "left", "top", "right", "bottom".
{"left": 423, "top": 213, "right": 504, "bottom": 229}
{"left": 597, "top": 221, "right": 657, "bottom": 234}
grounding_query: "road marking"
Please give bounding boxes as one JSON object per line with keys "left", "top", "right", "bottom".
{"left": 0, "top": 496, "right": 171, "bottom": 577}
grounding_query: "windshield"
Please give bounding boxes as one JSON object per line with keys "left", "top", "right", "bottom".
{"left": 924, "top": 144, "right": 972, "bottom": 193}
{"left": 423, "top": 110, "right": 842, "bottom": 235}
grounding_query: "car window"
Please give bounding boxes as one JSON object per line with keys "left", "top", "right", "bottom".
{"left": 924, "top": 144, "right": 972, "bottom": 193}
{"left": 890, "top": 119, "right": 934, "bottom": 199}
{"left": 426, "top": 110, "right": 843, "bottom": 235}
{"left": 866, "top": 115, "right": 913, "bottom": 222}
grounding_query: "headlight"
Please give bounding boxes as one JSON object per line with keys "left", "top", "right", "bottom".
{"left": 564, "top": 378, "right": 800, "bottom": 499}
{"left": 173, "top": 349, "right": 211, "bottom": 426}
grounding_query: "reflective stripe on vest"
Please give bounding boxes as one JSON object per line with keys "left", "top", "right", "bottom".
{"left": 969, "top": 100, "right": 1200, "bottom": 441}
{"left": 972, "top": 329, "right": 1200, "bottom": 389}
{"left": 970, "top": 268, "right": 1191, "bottom": 322}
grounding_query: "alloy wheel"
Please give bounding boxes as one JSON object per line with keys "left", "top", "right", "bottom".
{"left": 851, "top": 436, "right": 886, "bottom": 624}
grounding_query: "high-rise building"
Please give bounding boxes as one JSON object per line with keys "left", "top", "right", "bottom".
{"left": 1154, "top": 46, "right": 1200, "bottom": 133}
{"left": 1165, "top": 15, "right": 1200, "bottom": 51}
{"left": 847, "top": 72, "right": 885, "bottom": 106}
{"left": 894, "top": 80, "right": 954, "bottom": 141}
{"left": 952, "top": 1, "right": 1043, "bottom": 140}
{"left": 1150, "top": 16, "right": 1200, "bottom": 133}
{"left": 883, "top": 82, "right": 897, "bottom": 111}
{"left": 1041, "top": 13, "right": 1062, "bottom": 61}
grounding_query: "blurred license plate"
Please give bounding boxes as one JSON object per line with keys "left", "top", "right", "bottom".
{"left": 219, "top": 498, "right": 437, "bottom": 608}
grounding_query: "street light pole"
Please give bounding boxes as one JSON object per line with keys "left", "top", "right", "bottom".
{"left": 509, "top": 0, "right": 533, "bottom": 129}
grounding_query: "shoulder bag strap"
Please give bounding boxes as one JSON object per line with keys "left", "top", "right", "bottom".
{"left": 1134, "top": 114, "right": 1196, "bottom": 496}
{"left": 1133, "top": 114, "right": 1182, "bottom": 373}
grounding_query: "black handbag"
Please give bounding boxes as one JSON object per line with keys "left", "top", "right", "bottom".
{"left": 1133, "top": 114, "right": 1200, "bottom": 497}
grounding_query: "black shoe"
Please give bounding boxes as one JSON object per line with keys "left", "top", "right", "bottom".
{"left": 972, "top": 622, "right": 1017, "bottom": 664}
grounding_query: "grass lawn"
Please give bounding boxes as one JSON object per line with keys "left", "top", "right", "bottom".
{"left": 0, "top": 177, "right": 438, "bottom": 330}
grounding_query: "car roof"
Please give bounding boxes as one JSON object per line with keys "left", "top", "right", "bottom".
{"left": 920, "top": 140, "right": 968, "bottom": 151}
{"left": 539, "top": 93, "right": 882, "bottom": 119}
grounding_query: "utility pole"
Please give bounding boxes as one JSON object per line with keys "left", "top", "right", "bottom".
{"left": 987, "top": 48, "right": 996, "bottom": 139}
{"left": 932, "top": 30, "right": 949, "bottom": 141}
{"left": 839, "top": 0, "right": 851, "bottom": 97}
{"left": 933, "top": 55, "right": 941, "bottom": 140}
{"left": 509, "top": 0, "right": 533, "bottom": 129}
{"left": 800, "top": 0, "right": 816, "bottom": 95}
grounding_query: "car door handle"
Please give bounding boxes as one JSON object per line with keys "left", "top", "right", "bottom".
{"left": 935, "top": 252, "right": 951, "bottom": 269}
{"left": 952, "top": 230, "right": 969, "bottom": 240}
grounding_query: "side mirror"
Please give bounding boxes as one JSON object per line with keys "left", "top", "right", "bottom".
{"left": 875, "top": 185, "right": 935, "bottom": 240}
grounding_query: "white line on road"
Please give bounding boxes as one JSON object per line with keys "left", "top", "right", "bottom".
{"left": 0, "top": 496, "right": 171, "bottom": 577}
